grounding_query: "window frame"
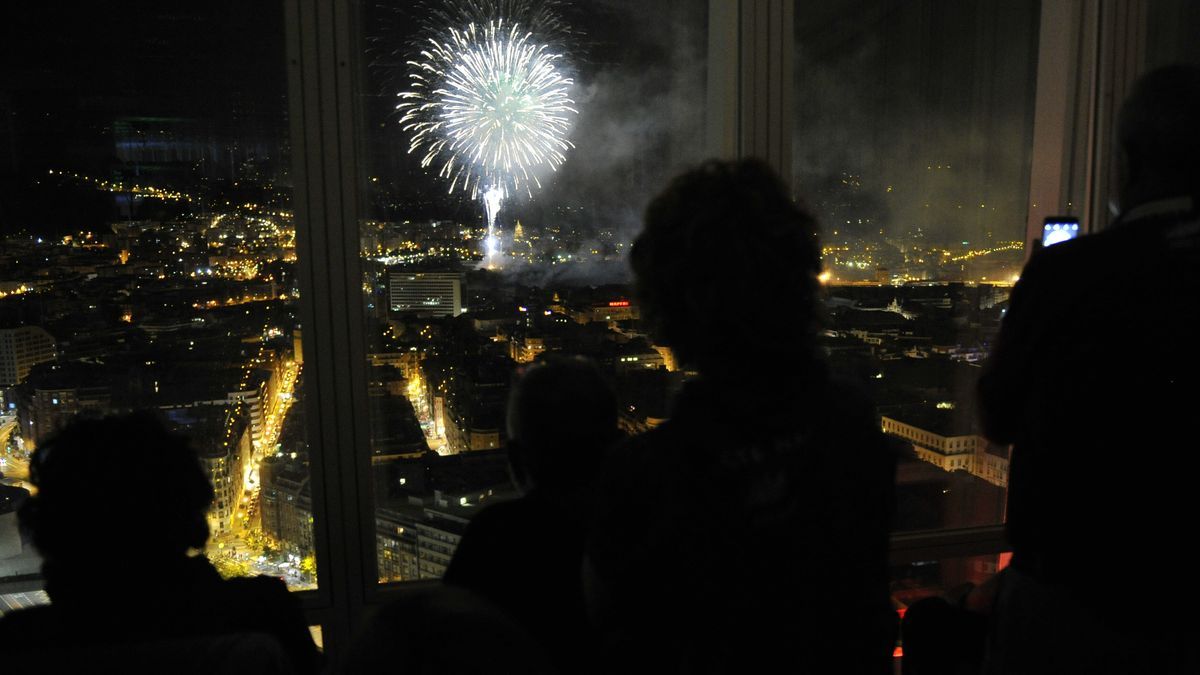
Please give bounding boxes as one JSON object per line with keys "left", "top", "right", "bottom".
{"left": 0, "top": 0, "right": 1150, "bottom": 661}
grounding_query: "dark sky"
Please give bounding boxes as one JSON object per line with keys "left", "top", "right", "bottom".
{"left": 0, "top": 2, "right": 288, "bottom": 234}
{"left": 0, "top": 0, "right": 1045, "bottom": 249}
{"left": 793, "top": 0, "right": 1041, "bottom": 246}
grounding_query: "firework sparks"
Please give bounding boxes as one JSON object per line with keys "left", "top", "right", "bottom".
{"left": 398, "top": 19, "right": 577, "bottom": 198}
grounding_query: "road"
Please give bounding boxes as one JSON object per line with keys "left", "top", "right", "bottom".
{"left": 0, "top": 416, "right": 31, "bottom": 487}
{"left": 404, "top": 367, "right": 450, "bottom": 455}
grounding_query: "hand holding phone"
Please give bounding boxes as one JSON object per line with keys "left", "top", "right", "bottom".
{"left": 1042, "top": 217, "right": 1080, "bottom": 247}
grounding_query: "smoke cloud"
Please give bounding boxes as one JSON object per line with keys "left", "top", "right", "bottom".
{"left": 792, "top": 0, "right": 1041, "bottom": 247}
{"left": 503, "top": 0, "right": 709, "bottom": 284}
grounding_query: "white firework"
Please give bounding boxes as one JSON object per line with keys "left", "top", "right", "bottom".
{"left": 398, "top": 19, "right": 577, "bottom": 198}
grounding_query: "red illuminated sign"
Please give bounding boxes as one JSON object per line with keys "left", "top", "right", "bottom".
{"left": 607, "top": 300, "right": 630, "bottom": 307}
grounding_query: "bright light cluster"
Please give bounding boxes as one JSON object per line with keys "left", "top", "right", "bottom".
{"left": 398, "top": 19, "right": 576, "bottom": 198}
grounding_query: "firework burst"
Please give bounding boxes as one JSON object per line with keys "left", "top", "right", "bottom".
{"left": 398, "top": 18, "right": 577, "bottom": 198}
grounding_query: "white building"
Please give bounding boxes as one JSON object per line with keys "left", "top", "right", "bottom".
{"left": 881, "top": 415, "right": 1009, "bottom": 488}
{"left": 388, "top": 272, "right": 464, "bottom": 318}
{"left": 0, "top": 326, "right": 56, "bottom": 387}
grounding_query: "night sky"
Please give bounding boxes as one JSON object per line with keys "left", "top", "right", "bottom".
{"left": 1, "top": 1, "right": 707, "bottom": 242}
{"left": 0, "top": 2, "right": 288, "bottom": 235}
{"left": 2, "top": 1, "right": 1043, "bottom": 247}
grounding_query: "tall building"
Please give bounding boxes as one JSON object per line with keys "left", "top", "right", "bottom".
{"left": 388, "top": 272, "right": 464, "bottom": 318}
{"left": 0, "top": 326, "right": 56, "bottom": 387}
{"left": 171, "top": 405, "right": 252, "bottom": 537}
{"left": 18, "top": 362, "right": 112, "bottom": 447}
{"left": 260, "top": 453, "right": 314, "bottom": 555}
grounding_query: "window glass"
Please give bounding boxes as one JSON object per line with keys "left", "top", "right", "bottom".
{"left": 793, "top": 1, "right": 1041, "bottom": 530}
{"left": 0, "top": 3, "right": 316, "bottom": 589}
{"left": 358, "top": 0, "right": 707, "bottom": 582}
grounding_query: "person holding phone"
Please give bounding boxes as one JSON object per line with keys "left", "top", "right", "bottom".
{"left": 977, "top": 65, "right": 1200, "bottom": 673}
{"left": 1040, "top": 216, "right": 1081, "bottom": 247}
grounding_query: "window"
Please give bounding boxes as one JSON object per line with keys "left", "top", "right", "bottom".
{"left": 356, "top": 0, "right": 708, "bottom": 584}
{"left": 2, "top": 0, "right": 1165, "bottom": 661}
{"left": 794, "top": 0, "right": 1041, "bottom": 531}
{"left": 0, "top": 3, "right": 316, "bottom": 590}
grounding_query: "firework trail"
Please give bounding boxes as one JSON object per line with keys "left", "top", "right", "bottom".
{"left": 398, "top": 2, "right": 577, "bottom": 268}
{"left": 482, "top": 186, "right": 505, "bottom": 263}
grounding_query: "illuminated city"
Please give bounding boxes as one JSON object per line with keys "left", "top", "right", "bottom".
{"left": 1, "top": 159, "right": 1019, "bottom": 588}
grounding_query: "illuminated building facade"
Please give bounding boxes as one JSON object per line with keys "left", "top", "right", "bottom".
{"left": 0, "top": 326, "right": 57, "bottom": 387}
{"left": 882, "top": 416, "right": 1009, "bottom": 488}
{"left": 181, "top": 408, "right": 253, "bottom": 537}
{"left": 572, "top": 299, "right": 639, "bottom": 324}
{"left": 260, "top": 454, "right": 314, "bottom": 556}
{"left": 388, "top": 271, "right": 464, "bottom": 318}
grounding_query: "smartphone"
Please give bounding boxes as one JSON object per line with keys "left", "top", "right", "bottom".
{"left": 1042, "top": 216, "right": 1080, "bottom": 247}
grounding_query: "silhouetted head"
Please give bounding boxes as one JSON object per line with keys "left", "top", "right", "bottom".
{"left": 342, "top": 586, "right": 555, "bottom": 675}
{"left": 506, "top": 355, "right": 618, "bottom": 495}
{"left": 19, "top": 411, "right": 214, "bottom": 574}
{"left": 631, "top": 158, "right": 822, "bottom": 380}
{"left": 1117, "top": 64, "right": 1200, "bottom": 210}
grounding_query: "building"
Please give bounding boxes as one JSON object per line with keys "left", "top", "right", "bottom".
{"left": 368, "top": 393, "right": 430, "bottom": 461}
{"left": 444, "top": 411, "right": 502, "bottom": 454}
{"left": 260, "top": 454, "right": 314, "bottom": 555}
{"left": 17, "top": 362, "right": 113, "bottom": 448}
{"left": 571, "top": 299, "right": 639, "bottom": 324}
{"left": 441, "top": 356, "right": 510, "bottom": 455}
{"left": 389, "top": 271, "right": 464, "bottom": 318}
{"left": 882, "top": 414, "right": 1009, "bottom": 488}
{"left": 0, "top": 326, "right": 56, "bottom": 387}
{"left": 173, "top": 405, "right": 253, "bottom": 537}
{"left": 604, "top": 337, "right": 667, "bottom": 374}
{"left": 374, "top": 487, "right": 515, "bottom": 582}
{"left": 375, "top": 504, "right": 420, "bottom": 583}
{"left": 509, "top": 335, "right": 546, "bottom": 363}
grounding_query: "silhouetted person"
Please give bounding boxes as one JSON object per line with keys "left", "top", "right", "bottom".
{"left": 900, "top": 589, "right": 988, "bottom": 675}
{"left": 978, "top": 64, "right": 1200, "bottom": 673}
{"left": 340, "top": 585, "right": 556, "bottom": 675}
{"left": 443, "top": 354, "right": 619, "bottom": 672}
{"left": 585, "top": 159, "right": 896, "bottom": 673}
{"left": 0, "top": 412, "right": 319, "bottom": 674}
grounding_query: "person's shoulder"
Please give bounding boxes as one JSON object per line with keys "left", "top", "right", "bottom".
{"left": 221, "top": 574, "right": 295, "bottom": 609}
{"left": 796, "top": 376, "right": 882, "bottom": 442}
{"left": 605, "top": 424, "right": 679, "bottom": 474}
{"left": 228, "top": 573, "right": 290, "bottom": 592}
{"left": 463, "top": 497, "right": 539, "bottom": 533}
{"left": 1031, "top": 217, "right": 1167, "bottom": 271}
{"left": 1024, "top": 232, "right": 1104, "bottom": 277}
{"left": 475, "top": 496, "right": 535, "bottom": 517}
{"left": 593, "top": 429, "right": 678, "bottom": 510}
{"left": 0, "top": 606, "right": 75, "bottom": 670}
